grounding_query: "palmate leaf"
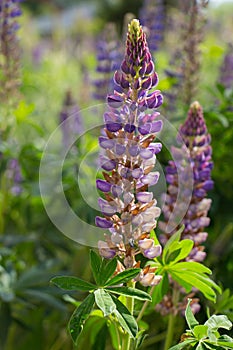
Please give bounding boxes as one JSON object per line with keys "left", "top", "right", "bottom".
{"left": 106, "top": 268, "right": 141, "bottom": 287}
{"left": 69, "top": 293, "right": 95, "bottom": 344}
{"left": 105, "top": 286, "right": 152, "bottom": 301}
{"left": 94, "top": 289, "right": 116, "bottom": 316}
{"left": 51, "top": 276, "right": 96, "bottom": 291}
{"left": 111, "top": 295, "right": 138, "bottom": 338}
{"left": 171, "top": 262, "right": 212, "bottom": 274}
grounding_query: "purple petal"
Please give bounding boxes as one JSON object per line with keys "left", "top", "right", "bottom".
{"left": 143, "top": 245, "right": 162, "bottom": 259}
{"left": 141, "top": 172, "right": 160, "bottom": 186}
{"left": 136, "top": 192, "right": 153, "bottom": 203}
{"left": 95, "top": 216, "right": 113, "bottom": 228}
{"left": 128, "top": 145, "right": 140, "bottom": 157}
{"left": 100, "top": 157, "right": 116, "bottom": 171}
{"left": 107, "top": 94, "right": 123, "bottom": 108}
{"left": 99, "top": 137, "right": 115, "bottom": 149}
{"left": 150, "top": 120, "right": 163, "bottom": 133}
{"left": 124, "top": 124, "right": 136, "bottom": 133}
{"left": 132, "top": 168, "right": 143, "bottom": 179}
{"left": 106, "top": 122, "right": 122, "bottom": 132}
{"left": 140, "top": 148, "right": 153, "bottom": 159}
{"left": 115, "top": 144, "right": 126, "bottom": 155}
{"left": 96, "top": 179, "right": 111, "bottom": 192}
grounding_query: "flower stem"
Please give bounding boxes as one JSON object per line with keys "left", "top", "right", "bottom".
{"left": 136, "top": 285, "right": 155, "bottom": 323}
{"left": 121, "top": 281, "right": 135, "bottom": 350}
{"left": 164, "top": 288, "right": 180, "bottom": 350}
{"left": 164, "top": 312, "right": 176, "bottom": 350}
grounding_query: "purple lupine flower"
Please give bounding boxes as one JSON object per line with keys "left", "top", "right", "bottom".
{"left": 219, "top": 43, "right": 233, "bottom": 90}
{"left": 0, "top": 0, "right": 23, "bottom": 103}
{"left": 96, "top": 19, "right": 163, "bottom": 286}
{"left": 6, "top": 158, "right": 22, "bottom": 195}
{"left": 59, "top": 90, "right": 83, "bottom": 148}
{"left": 93, "top": 23, "right": 123, "bottom": 102}
{"left": 139, "top": 0, "right": 165, "bottom": 52}
{"left": 160, "top": 101, "right": 213, "bottom": 262}
{"left": 163, "top": 1, "right": 208, "bottom": 114}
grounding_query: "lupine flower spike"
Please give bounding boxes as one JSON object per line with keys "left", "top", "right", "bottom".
{"left": 158, "top": 101, "right": 213, "bottom": 315}
{"left": 96, "top": 19, "right": 163, "bottom": 287}
{"left": 59, "top": 90, "right": 83, "bottom": 149}
{"left": 219, "top": 43, "right": 233, "bottom": 90}
{"left": 139, "top": 0, "right": 165, "bottom": 53}
{"left": 160, "top": 101, "right": 213, "bottom": 261}
{"left": 0, "top": 0, "right": 23, "bottom": 103}
{"left": 93, "top": 23, "right": 122, "bottom": 102}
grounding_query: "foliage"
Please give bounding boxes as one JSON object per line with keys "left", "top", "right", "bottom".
{"left": 169, "top": 299, "right": 233, "bottom": 350}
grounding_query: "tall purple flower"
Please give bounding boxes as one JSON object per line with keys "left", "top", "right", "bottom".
{"left": 219, "top": 44, "right": 233, "bottom": 90}
{"left": 59, "top": 90, "right": 83, "bottom": 148}
{"left": 96, "top": 19, "right": 163, "bottom": 287}
{"left": 93, "top": 23, "right": 122, "bottom": 102}
{"left": 157, "top": 101, "right": 213, "bottom": 316}
{"left": 160, "top": 101, "right": 213, "bottom": 262}
{"left": 0, "top": 0, "right": 23, "bottom": 103}
{"left": 6, "top": 158, "right": 22, "bottom": 195}
{"left": 139, "top": 0, "right": 165, "bottom": 52}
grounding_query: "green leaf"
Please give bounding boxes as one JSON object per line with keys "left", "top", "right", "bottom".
{"left": 151, "top": 272, "right": 169, "bottom": 306}
{"left": 170, "top": 262, "right": 212, "bottom": 275}
{"left": 150, "top": 230, "right": 160, "bottom": 246}
{"left": 90, "top": 250, "right": 102, "bottom": 285}
{"left": 69, "top": 293, "right": 95, "bottom": 344}
{"left": 105, "top": 287, "right": 152, "bottom": 301}
{"left": 185, "top": 299, "right": 199, "bottom": 330}
{"left": 171, "top": 271, "right": 217, "bottom": 302}
{"left": 106, "top": 268, "right": 141, "bottom": 287}
{"left": 100, "top": 258, "right": 117, "bottom": 286}
{"left": 165, "top": 240, "right": 193, "bottom": 264}
{"left": 92, "top": 323, "right": 108, "bottom": 350}
{"left": 215, "top": 342, "right": 233, "bottom": 349}
{"left": 111, "top": 295, "right": 138, "bottom": 338}
{"left": 94, "top": 289, "right": 116, "bottom": 316}
{"left": 168, "top": 339, "right": 196, "bottom": 350}
{"left": 51, "top": 276, "right": 96, "bottom": 291}
{"left": 108, "top": 320, "right": 121, "bottom": 350}
{"left": 162, "top": 225, "right": 184, "bottom": 264}
{"left": 204, "top": 315, "right": 232, "bottom": 332}
{"left": 193, "top": 325, "right": 208, "bottom": 340}
{"left": 169, "top": 271, "right": 193, "bottom": 293}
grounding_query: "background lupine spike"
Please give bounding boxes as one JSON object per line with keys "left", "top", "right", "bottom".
{"left": 96, "top": 19, "right": 163, "bottom": 287}
{"left": 157, "top": 101, "right": 213, "bottom": 315}
{"left": 59, "top": 90, "right": 83, "bottom": 149}
{"left": 163, "top": 0, "right": 208, "bottom": 113}
{"left": 92, "top": 22, "right": 122, "bottom": 102}
{"left": 219, "top": 43, "right": 233, "bottom": 90}
{"left": 0, "top": 0, "right": 23, "bottom": 104}
{"left": 139, "top": 0, "right": 165, "bottom": 53}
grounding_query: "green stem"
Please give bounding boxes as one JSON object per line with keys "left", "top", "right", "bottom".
{"left": 164, "top": 288, "right": 180, "bottom": 350}
{"left": 121, "top": 281, "right": 135, "bottom": 350}
{"left": 164, "top": 312, "right": 176, "bottom": 350}
{"left": 136, "top": 286, "right": 155, "bottom": 323}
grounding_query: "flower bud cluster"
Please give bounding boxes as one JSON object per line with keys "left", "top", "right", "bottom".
{"left": 96, "top": 19, "right": 163, "bottom": 286}
{"left": 160, "top": 101, "right": 213, "bottom": 262}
